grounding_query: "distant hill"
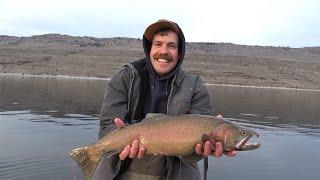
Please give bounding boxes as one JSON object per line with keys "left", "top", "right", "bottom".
{"left": 1, "top": 34, "right": 319, "bottom": 89}
{"left": 1, "top": 34, "right": 320, "bottom": 60}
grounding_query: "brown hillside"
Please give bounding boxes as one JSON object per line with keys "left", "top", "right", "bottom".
{"left": 0, "top": 34, "right": 319, "bottom": 89}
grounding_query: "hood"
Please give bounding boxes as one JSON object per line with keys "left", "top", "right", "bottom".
{"left": 142, "top": 19, "right": 186, "bottom": 80}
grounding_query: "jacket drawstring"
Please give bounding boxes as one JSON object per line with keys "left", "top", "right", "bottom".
{"left": 151, "top": 73, "right": 155, "bottom": 90}
{"left": 165, "top": 79, "right": 169, "bottom": 96}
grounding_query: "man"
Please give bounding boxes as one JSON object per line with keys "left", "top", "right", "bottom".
{"left": 94, "top": 19, "right": 236, "bottom": 180}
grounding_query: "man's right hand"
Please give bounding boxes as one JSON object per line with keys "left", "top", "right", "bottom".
{"left": 114, "top": 118, "right": 146, "bottom": 160}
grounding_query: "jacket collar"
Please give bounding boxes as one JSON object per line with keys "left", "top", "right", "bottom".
{"left": 126, "top": 59, "right": 185, "bottom": 88}
{"left": 173, "top": 68, "right": 185, "bottom": 88}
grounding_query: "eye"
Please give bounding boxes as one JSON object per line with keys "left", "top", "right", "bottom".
{"left": 168, "top": 43, "right": 177, "bottom": 49}
{"left": 241, "top": 131, "right": 247, "bottom": 135}
{"left": 152, "top": 42, "right": 162, "bottom": 47}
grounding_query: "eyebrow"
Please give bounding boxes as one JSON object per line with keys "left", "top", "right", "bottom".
{"left": 152, "top": 40, "right": 178, "bottom": 45}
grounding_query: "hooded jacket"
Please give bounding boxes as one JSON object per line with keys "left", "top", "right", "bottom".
{"left": 94, "top": 21, "right": 214, "bottom": 180}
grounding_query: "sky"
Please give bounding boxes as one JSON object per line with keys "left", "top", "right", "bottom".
{"left": 0, "top": 0, "right": 319, "bottom": 48}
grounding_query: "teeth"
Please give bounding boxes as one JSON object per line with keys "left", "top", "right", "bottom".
{"left": 157, "top": 59, "right": 168, "bottom": 63}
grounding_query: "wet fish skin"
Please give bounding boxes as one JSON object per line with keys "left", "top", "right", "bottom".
{"left": 70, "top": 114, "right": 260, "bottom": 180}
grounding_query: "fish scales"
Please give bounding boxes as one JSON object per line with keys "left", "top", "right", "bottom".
{"left": 104, "top": 115, "right": 215, "bottom": 155}
{"left": 70, "top": 114, "right": 260, "bottom": 180}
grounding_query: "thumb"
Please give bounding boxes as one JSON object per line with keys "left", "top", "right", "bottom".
{"left": 114, "top": 118, "right": 126, "bottom": 129}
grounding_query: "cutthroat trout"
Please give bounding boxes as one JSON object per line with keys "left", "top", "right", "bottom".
{"left": 70, "top": 114, "right": 260, "bottom": 179}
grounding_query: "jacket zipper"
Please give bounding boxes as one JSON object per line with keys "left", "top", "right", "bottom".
{"left": 167, "top": 74, "right": 177, "bottom": 115}
{"left": 127, "top": 68, "right": 135, "bottom": 122}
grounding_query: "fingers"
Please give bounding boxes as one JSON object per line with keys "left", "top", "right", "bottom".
{"left": 212, "top": 142, "right": 223, "bottom": 157}
{"left": 194, "top": 142, "right": 215, "bottom": 157}
{"left": 203, "top": 141, "right": 213, "bottom": 157}
{"left": 194, "top": 141, "right": 235, "bottom": 158}
{"left": 119, "top": 140, "right": 145, "bottom": 160}
{"left": 216, "top": 114, "right": 223, "bottom": 119}
{"left": 114, "top": 118, "right": 126, "bottom": 129}
{"left": 129, "top": 140, "right": 139, "bottom": 158}
{"left": 137, "top": 147, "right": 146, "bottom": 159}
{"left": 114, "top": 118, "right": 145, "bottom": 160}
{"left": 119, "top": 145, "right": 130, "bottom": 160}
{"left": 195, "top": 144, "right": 203, "bottom": 155}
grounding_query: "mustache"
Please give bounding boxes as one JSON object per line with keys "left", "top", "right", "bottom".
{"left": 153, "top": 53, "right": 173, "bottom": 62}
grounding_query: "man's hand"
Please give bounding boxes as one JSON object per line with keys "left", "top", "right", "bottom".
{"left": 194, "top": 114, "right": 236, "bottom": 158}
{"left": 195, "top": 141, "right": 236, "bottom": 158}
{"left": 114, "top": 118, "right": 146, "bottom": 160}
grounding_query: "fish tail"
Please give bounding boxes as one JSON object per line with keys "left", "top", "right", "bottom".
{"left": 69, "top": 145, "right": 100, "bottom": 180}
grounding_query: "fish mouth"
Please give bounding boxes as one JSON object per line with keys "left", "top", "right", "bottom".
{"left": 236, "top": 131, "right": 260, "bottom": 151}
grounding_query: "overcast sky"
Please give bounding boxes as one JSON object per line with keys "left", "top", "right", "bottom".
{"left": 0, "top": 0, "right": 319, "bottom": 47}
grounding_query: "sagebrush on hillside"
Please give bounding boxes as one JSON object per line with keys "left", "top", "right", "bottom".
{"left": 1, "top": 34, "right": 319, "bottom": 89}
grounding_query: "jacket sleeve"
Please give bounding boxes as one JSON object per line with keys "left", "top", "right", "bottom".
{"left": 94, "top": 67, "right": 132, "bottom": 180}
{"left": 99, "top": 67, "right": 132, "bottom": 138}
{"left": 181, "top": 76, "right": 214, "bottom": 163}
{"left": 189, "top": 76, "right": 214, "bottom": 116}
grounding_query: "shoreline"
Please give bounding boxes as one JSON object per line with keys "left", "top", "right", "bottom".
{"left": 1, "top": 34, "right": 319, "bottom": 91}
{"left": 2, "top": 72, "right": 320, "bottom": 92}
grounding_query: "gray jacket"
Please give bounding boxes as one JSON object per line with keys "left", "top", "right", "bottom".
{"left": 94, "top": 61, "right": 214, "bottom": 180}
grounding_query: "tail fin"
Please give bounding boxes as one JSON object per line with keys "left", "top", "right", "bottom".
{"left": 69, "top": 146, "right": 99, "bottom": 180}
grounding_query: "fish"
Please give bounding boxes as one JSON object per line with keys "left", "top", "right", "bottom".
{"left": 70, "top": 114, "right": 260, "bottom": 180}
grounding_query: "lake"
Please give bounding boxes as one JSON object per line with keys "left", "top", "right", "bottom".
{"left": 1, "top": 74, "right": 320, "bottom": 180}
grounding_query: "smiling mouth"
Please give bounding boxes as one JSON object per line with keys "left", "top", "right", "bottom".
{"left": 153, "top": 53, "right": 173, "bottom": 63}
{"left": 155, "top": 58, "right": 170, "bottom": 63}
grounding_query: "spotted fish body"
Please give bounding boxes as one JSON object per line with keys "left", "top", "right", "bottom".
{"left": 70, "top": 114, "right": 260, "bottom": 180}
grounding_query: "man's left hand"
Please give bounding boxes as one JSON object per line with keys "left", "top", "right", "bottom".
{"left": 194, "top": 114, "right": 236, "bottom": 158}
{"left": 195, "top": 141, "right": 236, "bottom": 158}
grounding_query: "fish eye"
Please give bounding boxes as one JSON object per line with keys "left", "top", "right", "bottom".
{"left": 241, "top": 131, "right": 247, "bottom": 135}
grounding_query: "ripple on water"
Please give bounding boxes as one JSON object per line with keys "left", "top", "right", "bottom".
{"left": 227, "top": 117, "right": 320, "bottom": 138}
{"left": 0, "top": 155, "right": 81, "bottom": 179}
{"left": 3, "top": 110, "right": 100, "bottom": 128}
{"left": 0, "top": 110, "right": 32, "bottom": 116}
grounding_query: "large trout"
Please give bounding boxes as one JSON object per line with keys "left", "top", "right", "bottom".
{"left": 70, "top": 114, "right": 260, "bottom": 179}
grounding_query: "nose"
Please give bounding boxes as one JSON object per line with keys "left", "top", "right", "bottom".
{"left": 159, "top": 44, "right": 169, "bottom": 54}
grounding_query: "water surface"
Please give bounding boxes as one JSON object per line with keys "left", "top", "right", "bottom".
{"left": 1, "top": 74, "right": 319, "bottom": 180}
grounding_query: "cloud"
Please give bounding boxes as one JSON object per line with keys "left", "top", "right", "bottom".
{"left": 0, "top": 0, "right": 319, "bottom": 47}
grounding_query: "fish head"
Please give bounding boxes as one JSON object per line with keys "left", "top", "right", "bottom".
{"left": 213, "top": 123, "right": 260, "bottom": 151}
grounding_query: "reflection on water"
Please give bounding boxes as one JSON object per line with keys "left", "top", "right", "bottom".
{"left": 1, "top": 74, "right": 320, "bottom": 180}
{"left": 208, "top": 85, "right": 320, "bottom": 135}
{"left": 0, "top": 75, "right": 104, "bottom": 180}
{"left": 0, "top": 74, "right": 106, "bottom": 116}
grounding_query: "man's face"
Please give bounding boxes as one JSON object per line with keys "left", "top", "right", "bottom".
{"left": 150, "top": 30, "right": 179, "bottom": 77}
